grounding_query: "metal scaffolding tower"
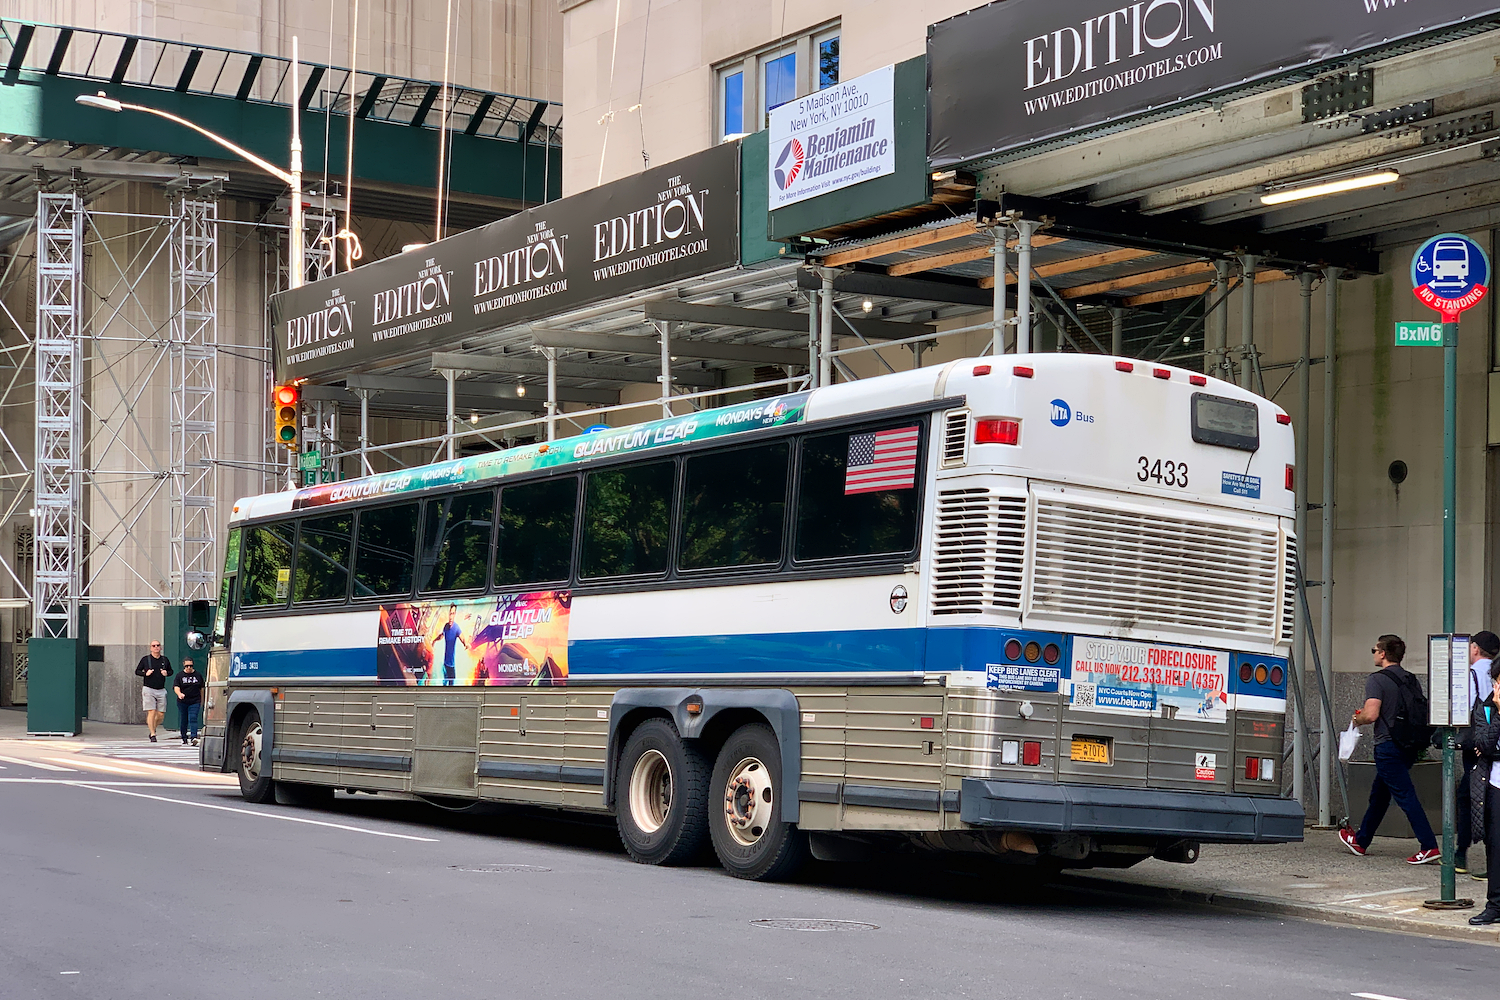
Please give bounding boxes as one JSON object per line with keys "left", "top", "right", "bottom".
{"left": 168, "top": 195, "right": 219, "bottom": 602}
{"left": 32, "top": 192, "right": 83, "bottom": 639}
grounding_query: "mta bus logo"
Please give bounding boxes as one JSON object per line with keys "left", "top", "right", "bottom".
{"left": 1049, "top": 399, "right": 1072, "bottom": 426}
{"left": 1411, "top": 233, "right": 1490, "bottom": 321}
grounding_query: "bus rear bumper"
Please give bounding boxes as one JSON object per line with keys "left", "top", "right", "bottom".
{"left": 959, "top": 777, "right": 1304, "bottom": 844}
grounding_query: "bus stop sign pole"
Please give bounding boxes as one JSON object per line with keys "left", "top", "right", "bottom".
{"left": 1410, "top": 233, "right": 1489, "bottom": 907}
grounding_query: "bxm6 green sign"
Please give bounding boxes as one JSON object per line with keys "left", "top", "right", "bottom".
{"left": 1394, "top": 321, "right": 1445, "bottom": 346}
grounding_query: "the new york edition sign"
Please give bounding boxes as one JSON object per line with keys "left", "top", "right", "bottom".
{"left": 928, "top": 0, "right": 1500, "bottom": 168}
{"left": 272, "top": 143, "right": 740, "bottom": 383}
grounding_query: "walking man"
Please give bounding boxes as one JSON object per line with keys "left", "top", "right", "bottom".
{"left": 1459, "top": 631, "right": 1499, "bottom": 878}
{"left": 173, "top": 657, "right": 204, "bottom": 747}
{"left": 1464, "top": 662, "right": 1500, "bottom": 925}
{"left": 134, "top": 639, "right": 173, "bottom": 743}
{"left": 1339, "top": 634, "right": 1441, "bottom": 864}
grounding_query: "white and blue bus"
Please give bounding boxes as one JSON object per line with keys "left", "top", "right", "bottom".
{"left": 200, "top": 354, "right": 1302, "bottom": 880}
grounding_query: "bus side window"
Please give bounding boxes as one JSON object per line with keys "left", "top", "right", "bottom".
{"left": 496, "top": 478, "right": 577, "bottom": 587}
{"left": 418, "top": 489, "right": 494, "bottom": 593}
{"left": 679, "top": 442, "right": 789, "bottom": 570}
{"left": 239, "top": 522, "right": 295, "bottom": 607}
{"left": 295, "top": 512, "right": 354, "bottom": 603}
{"left": 794, "top": 424, "right": 921, "bottom": 562}
{"left": 581, "top": 462, "right": 674, "bottom": 579}
{"left": 352, "top": 502, "right": 419, "bottom": 598}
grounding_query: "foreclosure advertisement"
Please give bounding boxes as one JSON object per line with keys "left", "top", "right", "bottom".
{"left": 377, "top": 592, "right": 571, "bottom": 686}
{"left": 1070, "top": 636, "right": 1229, "bottom": 724}
{"left": 928, "top": 0, "right": 1500, "bottom": 167}
{"left": 769, "top": 65, "right": 895, "bottom": 209}
{"left": 291, "top": 391, "right": 811, "bottom": 510}
{"left": 271, "top": 142, "right": 739, "bottom": 382}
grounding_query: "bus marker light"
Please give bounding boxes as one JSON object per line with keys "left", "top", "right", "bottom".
{"left": 1004, "top": 638, "right": 1023, "bottom": 661}
{"left": 1260, "top": 758, "right": 1275, "bottom": 781}
{"left": 1285, "top": 464, "right": 1295, "bottom": 491}
{"left": 1001, "top": 740, "right": 1020, "bottom": 765}
{"left": 1245, "top": 756, "right": 1260, "bottom": 780}
{"left": 1021, "top": 741, "right": 1042, "bottom": 766}
{"left": 1115, "top": 361, "right": 1134, "bottom": 372}
{"left": 1276, "top": 413, "right": 1292, "bottom": 425}
{"left": 1238, "top": 662, "right": 1253, "bottom": 683}
{"left": 974, "top": 419, "right": 1020, "bottom": 445}
{"left": 920, "top": 716, "right": 935, "bottom": 729}
{"left": 1023, "top": 641, "right": 1041, "bottom": 663}
{"left": 1270, "top": 664, "right": 1284, "bottom": 687}
{"left": 1042, "top": 643, "right": 1060, "bottom": 665}
{"left": 1013, "top": 366, "right": 1034, "bottom": 378}
{"left": 1152, "top": 368, "right": 1170, "bottom": 379}
{"left": 685, "top": 697, "right": 703, "bottom": 715}
{"left": 1189, "top": 375, "right": 1207, "bottom": 386}
{"left": 973, "top": 365, "right": 992, "bottom": 376}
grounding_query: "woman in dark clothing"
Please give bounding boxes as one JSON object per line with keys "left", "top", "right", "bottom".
{"left": 1465, "top": 663, "right": 1500, "bottom": 925}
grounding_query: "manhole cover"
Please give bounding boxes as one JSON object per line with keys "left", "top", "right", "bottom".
{"left": 449, "top": 864, "right": 551, "bottom": 873}
{"left": 750, "top": 918, "right": 879, "bottom": 932}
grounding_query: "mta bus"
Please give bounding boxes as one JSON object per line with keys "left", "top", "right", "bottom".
{"left": 200, "top": 354, "right": 1303, "bottom": 880}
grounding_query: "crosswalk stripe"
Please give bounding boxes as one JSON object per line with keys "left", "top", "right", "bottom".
{"left": 0, "top": 754, "right": 75, "bottom": 772}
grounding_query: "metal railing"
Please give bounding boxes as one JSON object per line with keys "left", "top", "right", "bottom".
{"left": 0, "top": 19, "right": 560, "bottom": 147}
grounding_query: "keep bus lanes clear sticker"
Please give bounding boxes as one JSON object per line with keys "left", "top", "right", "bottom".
{"left": 1070, "top": 637, "right": 1230, "bottom": 724}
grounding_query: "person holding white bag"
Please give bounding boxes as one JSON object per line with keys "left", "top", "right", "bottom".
{"left": 1338, "top": 635, "right": 1442, "bottom": 865}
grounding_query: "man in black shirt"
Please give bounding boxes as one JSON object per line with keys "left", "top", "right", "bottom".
{"left": 1340, "top": 634, "right": 1440, "bottom": 864}
{"left": 173, "top": 658, "right": 204, "bottom": 746}
{"left": 134, "top": 640, "right": 173, "bottom": 743}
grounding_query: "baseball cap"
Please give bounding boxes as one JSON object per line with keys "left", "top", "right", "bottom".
{"left": 1474, "top": 630, "right": 1500, "bottom": 657}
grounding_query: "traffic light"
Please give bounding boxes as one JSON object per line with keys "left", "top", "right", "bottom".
{"left": 273, "top": 384, "right": 299, "bottom": 450}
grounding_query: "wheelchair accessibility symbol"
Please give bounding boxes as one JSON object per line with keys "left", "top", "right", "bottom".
{"left": 1411, "top": 233, "right": 1490, "bottom": 320}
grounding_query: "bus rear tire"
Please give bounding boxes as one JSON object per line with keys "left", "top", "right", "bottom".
{"left": 615, "top": 718, "right": 709, "bottom": 865}
{"left": 709, "top": 723, "right": 807, "bottom": 881}
{"left": 234, "top": 710, "right": 275, "bottom": 804}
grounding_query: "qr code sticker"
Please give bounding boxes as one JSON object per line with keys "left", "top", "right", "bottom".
{"left": 1073, "top": 682, "right": 1097, "bottom": 708}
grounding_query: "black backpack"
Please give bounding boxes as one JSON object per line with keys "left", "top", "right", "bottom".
{"left": 1379, "top": 667, "right": 1433, "bottom": 752}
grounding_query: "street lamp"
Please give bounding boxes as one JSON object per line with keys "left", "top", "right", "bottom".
{"left": 74, "top": 37, "right": 306, "bottom": 287}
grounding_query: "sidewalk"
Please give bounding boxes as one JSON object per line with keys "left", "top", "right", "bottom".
{"left": 1066, "top": 829, "right": 1499, "bottom": 944}
{"left": 0, "top": 706, "right": 179, "bottom": 744}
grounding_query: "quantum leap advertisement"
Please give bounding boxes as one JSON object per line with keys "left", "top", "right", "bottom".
{"left": 377, "top": 592, "right": 571, "bottom": 686}
{"left": 1069, "top": 637, "right": 1229, "bottom": 724}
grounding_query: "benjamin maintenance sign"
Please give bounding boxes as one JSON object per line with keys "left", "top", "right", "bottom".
{"left": 768, "top": 65, "right": 896, "bottom": 210}
{"left": 928, "top": 0, "right": 1500, "bottom": 168}
{"left": 272, "top": 142, "right": 740, "bottom": 382}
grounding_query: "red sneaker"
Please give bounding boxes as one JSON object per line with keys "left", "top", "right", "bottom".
{"left": 1407, "top": 848, "right": 1441, "bottom": 865}
{"left": 1339, "top": 828, "right": 1367, "bottom": 856}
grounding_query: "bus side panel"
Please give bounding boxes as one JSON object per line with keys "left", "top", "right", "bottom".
{"left": 272, "top": 689, "right": 343, "bottom": 785}
{"left": 342, "top": 691, "right": 414, "bottom": 792}
{"left": 791, "top": 688, "right": 849, "bottom": 831}
{"left": 477, "top": 688, "right": 609, "bottom": 811}
{"left": 838, "top": 690, "right": 947, "bottom": 830}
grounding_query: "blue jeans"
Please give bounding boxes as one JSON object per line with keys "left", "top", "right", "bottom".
{"left": 1356, "top": 740, "right": 1437, "bottom": 851}
{"left": 179, "top": 702, "right": 201, "bottom": 741}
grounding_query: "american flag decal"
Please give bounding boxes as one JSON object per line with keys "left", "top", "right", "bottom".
{"left": 845, "top": 426, "right": 920, "bottom": 495}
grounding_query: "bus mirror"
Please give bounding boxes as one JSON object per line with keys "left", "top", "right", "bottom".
{"left": 185, "top": 629, "right": 208, "bottom": 651}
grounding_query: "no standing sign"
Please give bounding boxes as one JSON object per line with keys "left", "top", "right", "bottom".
{"left": 1411, "top": 233, "right": 1490, "bottom": 321}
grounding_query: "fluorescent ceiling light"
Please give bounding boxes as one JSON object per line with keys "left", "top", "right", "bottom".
{"left": 122, "top": 602, "right": 163, "bottom": 612}
{"left": 0, "top": 598, "right": 28, "bottom": 609}
{"left": 1260, "top": 170, "right": 1400, "bottom": 206}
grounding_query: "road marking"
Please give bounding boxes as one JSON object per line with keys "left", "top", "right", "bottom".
{"left": 1353, "top": 993, "right": 1413, "bottom": 1000}
{"left": 0, "top": 754, "right": 75, "bottom": 772}
{"left": 46, "top": 757, "right": 146, "bottom": 776}
{"left": 1339, "top": 887, "right": 1424, "bottom": 901}
{"left": 0, "top": 779, "right": 221, "bottom": 787}
{"left": 1392, "top": 907, "right": 1420, "bottom": 914}
{"left": 76, "top": 784, "right": 440, "bottom": 842}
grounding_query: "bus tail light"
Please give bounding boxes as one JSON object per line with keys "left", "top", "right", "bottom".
{"left": 1260, "top": 758, "right": 1275, "bottom": 781}
{"left": 1013, "top": 366, "right": 1034, "bottom": 378}
{"left": 1245, "top": 757, "right": 1260, "bottom": 780}
{"left": 974, "top": 418, "right": 1020, "bottom": 445}
{"left": 1021, "top": 741, "right": 1042, "bottom": 766}
{"left": 1285, "top": 464, "right": 1295, "bottom": 491}
{"left": 1115, "top": 361, "right": 1134, "bottom": 372}
{"left": 1189, "top": 375, "right": 1207, "bottom": 386}
{"left": 1001, "top": 740, "right": 1020, "bottom": 765}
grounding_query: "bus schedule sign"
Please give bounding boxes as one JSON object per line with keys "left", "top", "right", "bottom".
{"left": 1411, "top": 233, "right": 1490, "bottom": 321}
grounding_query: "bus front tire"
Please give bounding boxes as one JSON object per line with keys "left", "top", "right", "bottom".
{"left": 234, "top": 711, "right": 275, "bottom": 804}
{"left": 615, "top": 718, "right": 709, "bottom": 865}
{"left": 708, "top": 723, "right": 807, "bottom": 881}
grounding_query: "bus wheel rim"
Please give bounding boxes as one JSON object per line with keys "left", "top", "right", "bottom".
{"left": 723, "top": 756, "right": 773, "bottom": 847}
{"left": 240, "top": 722, "right": 262, "bottom": 781}
{"left": 628, "top": 749, "right": 673, "bottom": 835}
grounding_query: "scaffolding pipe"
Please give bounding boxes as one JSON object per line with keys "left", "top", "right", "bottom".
{"left": 545, "top": 348, "right": 558, "bottom": 441}
{"left": 1320, "top": 266, "right": 1341, "bottom": 827}
{"left": 819, "top": 269, "right": 834, "bottom": 386}
{"left": 657, "top": 320, "right": 672, "bottom": 418}
{"left": 444, "top": 369, "right": 457, "bottom": 461}
{"left": 1293, "top": 270, "right": 1314, "bottom": 811}
{"left": 1239, "top": 254, "right": 1258, "bottom": 391}
{"left": 992, "top": 226, "right": 1007, "bottom": 357}
{"left": 358, "top": 389, "right": 372, "bottom": 476}
{"left": 808, "top": 288, "right": 819, "bottom": 383}
{"left": 1016, "top": 220, "right": 1039, "bottom": 354}
{"left": 1111, "top": 307, "right": 1124, "bottom": 356}
{"left": 1207, "top": 260, "right": 1229, "bottom": 380}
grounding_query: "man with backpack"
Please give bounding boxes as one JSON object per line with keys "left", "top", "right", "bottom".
{"left": 1339, "top": 634, "right": 1441, "bottom": 864}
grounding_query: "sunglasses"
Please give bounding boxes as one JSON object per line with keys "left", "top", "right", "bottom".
{"left": 1371, "top": 647, "right": 1382, "bottom": 654}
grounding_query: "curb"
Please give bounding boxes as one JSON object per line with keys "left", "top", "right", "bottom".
{"left": 1062, "top": 873, "right": 1500, "bottom": 946}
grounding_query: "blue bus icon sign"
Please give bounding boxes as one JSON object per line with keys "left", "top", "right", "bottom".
{"left": 1049, "top": 399, "right": 1072, "bottom": 427}
{"left": 1412, "top": 233, "right": 1490, "bottom": 320}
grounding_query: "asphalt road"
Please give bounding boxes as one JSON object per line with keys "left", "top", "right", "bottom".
{"left": 1, "top": 742, "right": 1495, "bottom": 1000}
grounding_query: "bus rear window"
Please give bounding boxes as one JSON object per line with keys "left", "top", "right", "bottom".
{"left": 353, "top": 503, "right": 419, "bottom": 598}
{"left": 582, "top": 462, "right": 673, "bottom": 579}
{"left": 295, "top": 513, "right": 353, "bottom": 603}
{"left": 418, "top": 489, "right": 494, "bottom": 593}
{"left": 795, "top": 426, "right": 920, "bottom": 561}
{"left": 680, "top": 443, "right": 788, "bottom": 570}
{"left": 497, "top": 478, "right": 577, "bottom": 587}
{"left": 240, "top": 522, "right": 294, "bottom": 607}
{"left": 1191, "top": 392, "right": 1259, "bottom": 452}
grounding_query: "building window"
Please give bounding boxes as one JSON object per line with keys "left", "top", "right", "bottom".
{"left": 764, "top": 51, "right": 796, "bottom": 118}
{"left": 722, "top": 70, "right": 744, "bottom": 137}
{"left": 818, "top": 35, "right": 840, "bottom": 89}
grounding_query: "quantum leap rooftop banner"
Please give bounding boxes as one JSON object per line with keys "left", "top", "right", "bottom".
{"left": 271, "top": 142, "right": 740, "bottom": 382}
{"left": 928, "top": 0, "right": 1500, "bottom": 167}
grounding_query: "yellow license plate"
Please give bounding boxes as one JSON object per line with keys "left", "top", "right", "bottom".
{"left": 1070, "top": 738, "right": 1110, "bottom": 764}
